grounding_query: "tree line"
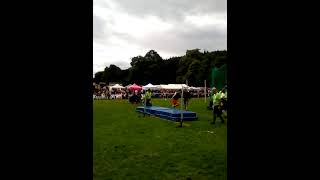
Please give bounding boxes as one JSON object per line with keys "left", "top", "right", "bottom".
{"left": 93, "top": 49, "right": 227, "bottom": 87}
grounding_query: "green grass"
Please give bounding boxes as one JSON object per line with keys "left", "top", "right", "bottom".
{"left": 94, "top": 98, "right": 227, "bottom": 180}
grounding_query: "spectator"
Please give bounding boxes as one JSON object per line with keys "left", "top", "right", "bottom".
{"left": 126, "top": 90, "right": 129, "bottom": 99}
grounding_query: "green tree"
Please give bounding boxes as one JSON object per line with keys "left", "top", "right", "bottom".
{"left": 105, "top": 64, "right": 122, "bottom": 83}
{"left": 144, "top": 50, "right": 163, "bottom": 62}
{"left": 93, "top": 49, "right": 227, "bottom": 87}
{"left": 186, "top": 59, "right": 201, "bottom": 86}
{"left": 93, "top": 71, "right": 105, "bottom": 83}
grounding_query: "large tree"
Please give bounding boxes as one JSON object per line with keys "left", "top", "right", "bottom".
{"left": 94, "top": 49, "right": 227, "bottom": 87}
{"left": 104, "top": 64, "right": 122, "bottom": 83}
{"left": 93, "top": 71, "right": 105, "bottom": 83}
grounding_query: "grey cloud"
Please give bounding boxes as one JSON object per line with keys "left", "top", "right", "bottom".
{"left": 97, "top": 61, "right": 131, "bottom": 70}
{"left": 112, "top": 0, "right": 226, "bottom": 21}
{"left": 99, "top": 0, "right": 227, "bottom": 55}
{"left": 139, "top": 28, "right": 226, "bottom": 55}
{"left": 93, "top": 61, "right": 130, "bottom": 72}
{"left": 93, "top": 0, "right": 110, "bottom": 8}
{"left": 93, "top": 0, "right": 227, "bottom": 73}
{"left": 112, "top": 32, "right": 137, "bottom": 42}
{"left": 109, "top": 20, "right": 226, "bottom": 56}
{"left": 93, "top": 14, "right": 106, "bottom": 40}
{"left": 113, "top": 61, "right": 131, "bottom": 69}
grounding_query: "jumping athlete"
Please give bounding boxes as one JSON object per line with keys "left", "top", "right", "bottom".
{"left": 171, "top": 90, "right": 181, "bottom": 108}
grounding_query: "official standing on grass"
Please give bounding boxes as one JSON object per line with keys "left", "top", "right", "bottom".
{"left": 211, "top": 87, "right": 225, "bottom": 124}
{"left": 219, "top": 87, "right": 227, "bottom": 115}
{"left": 145, "top": 89, "right": 152, "bottom": 106}
{"left": 219, "top": 88, "right": 225, "bottom": 99}
{"left": 130, "top": 90, "right": 140, "bottom": 104}
{"left": 224, "top": 85, "right": 227, "bottom": 101}
{"left": 183, "top": 89, "right": 191, "bottom": 110}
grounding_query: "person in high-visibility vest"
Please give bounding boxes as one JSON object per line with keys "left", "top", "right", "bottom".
{"left": 224, "top": 85, "right": 227, "bottom": 101}
{"left": 207, "top": 88, "right": 214, "bottom": 110}
{"left": 220, "top": 86, "right": 227, "bottom": 114}
{"left": 211, "top": 87, "right": 225, "bottom": 124}
{"left": 145, "top": 89, "right": 152, "bottom": 106}
{"left": 219, "top": 89, "right": 225, "bottom": 99}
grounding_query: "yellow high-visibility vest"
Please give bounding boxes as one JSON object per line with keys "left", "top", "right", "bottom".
{"left": 145, "top": 92, "right": 152, "bottom": 99}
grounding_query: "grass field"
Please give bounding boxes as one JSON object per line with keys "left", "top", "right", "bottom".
{"left": 94, "top": 98, "right": 227, "bottom": 180}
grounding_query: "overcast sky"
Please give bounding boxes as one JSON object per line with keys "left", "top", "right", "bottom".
{"left": 93, "top": 0, "right": 227, "bottom": 75}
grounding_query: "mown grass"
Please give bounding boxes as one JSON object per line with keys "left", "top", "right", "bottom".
{"left": 94, "top": 98, "right": 226, "bottom": 180}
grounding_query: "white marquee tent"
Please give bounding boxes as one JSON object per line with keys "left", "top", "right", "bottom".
{"left": 110, "top": 84, "right": 124, "bottom": 89}
{"left": 142, "top": 83, "right": 158, "bottom": 90}
{"left": 188, "top": 86, "right": 201, "bottom": 90}
{"left": 162, "top": 84, "right": 189, "bottom": 90}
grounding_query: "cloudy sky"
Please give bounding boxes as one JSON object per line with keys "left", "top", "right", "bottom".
{"left": 93, "top": 0, "right": 227, "bottom": 75}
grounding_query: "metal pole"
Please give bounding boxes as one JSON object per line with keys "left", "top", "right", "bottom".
{"left": 144, "top": 90, "right": 146, "bottom": 117}
{"left": 180, "top": 85, "right": 184, "bottom": 127}
{"left": 204, "top": 80, "right": 207, "bottom": 103}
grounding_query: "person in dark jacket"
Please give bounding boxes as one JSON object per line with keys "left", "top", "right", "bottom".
{"left": 183, "top": 89, "right": 191, "bottom": 110}
{"left": 211, "top": 87, "right": 224, "bottom": 124}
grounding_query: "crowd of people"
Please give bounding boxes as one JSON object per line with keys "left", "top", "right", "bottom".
{"left": 93, "top": 87, "right": 129, "bottom": 100}
{"left": 93, "top": 84, "right": 227, "bottom": 125}
{"left": 93, "top": 87, "right": 210, "bottom": 100}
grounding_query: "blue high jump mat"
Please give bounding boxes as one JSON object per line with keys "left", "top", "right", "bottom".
{"left": 136, "top": 106, "right": 197, "bottom": 121}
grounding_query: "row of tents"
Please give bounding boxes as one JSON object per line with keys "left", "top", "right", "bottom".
{"left": 108, "top": 83, "right": 202, "bottom": 91}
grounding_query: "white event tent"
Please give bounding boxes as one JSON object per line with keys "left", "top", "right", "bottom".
{"left": 142, "top": 83, "right": 158, "bottom": 90}
{"left": 110, "top": 84, "right": 124, "bottom": 90}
